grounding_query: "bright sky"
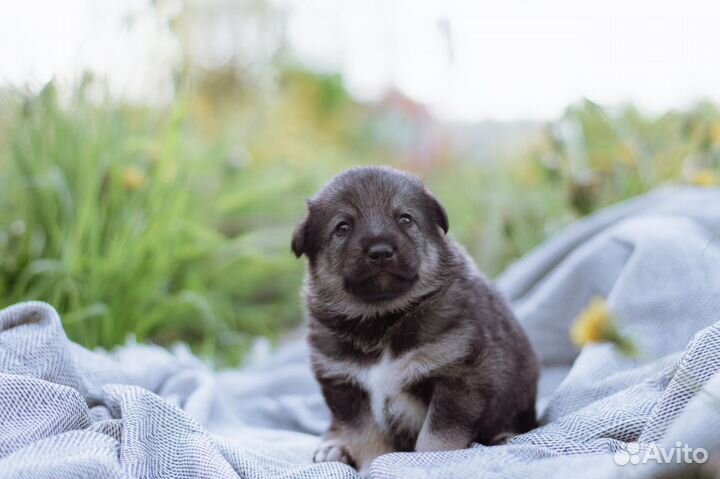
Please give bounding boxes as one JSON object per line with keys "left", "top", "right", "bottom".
{"left": 0, "top": 0, "right": 180, "bottom": 104}
{"left": 3, "top": 0, "right": 720, "bottom": 121}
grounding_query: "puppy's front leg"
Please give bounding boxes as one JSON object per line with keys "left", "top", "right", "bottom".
{"left": 314, "top": 420, "right": 356, "bottom": 466}
{"left": 313, "top": 377, "right": 393, "bottom": 473}
{"left": 415, "top": 381, "right": 481, "bottom": 452}
{"left": 313, "top": 377, "right": 364, "bottom": 467}
{"left": 316, "top": 417, "right": 393, "bottom": 474}
{"left": 346, "top": 418, "right": 394, "bottom": 474}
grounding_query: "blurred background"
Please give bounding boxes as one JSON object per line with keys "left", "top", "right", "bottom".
{"left": 1, "top": 0, "right": 719, "bottom": 364}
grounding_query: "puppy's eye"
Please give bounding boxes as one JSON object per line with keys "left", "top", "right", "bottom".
{"left": 398, "top": 213, "right": 413, "bottom": 226}
{"left": 335, "top": 222, "right": 352, "bottom": 236}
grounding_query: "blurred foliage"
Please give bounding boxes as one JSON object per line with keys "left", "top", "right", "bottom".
{"left": 0, "top": 64, "right": 719, "bottom": 364}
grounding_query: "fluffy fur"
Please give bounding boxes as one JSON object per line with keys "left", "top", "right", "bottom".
{"left": 292, "top": 167, "right": 539, "bottom": 474}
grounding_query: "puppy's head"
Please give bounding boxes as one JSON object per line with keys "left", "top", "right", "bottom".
{"left": 292, "top": 167, "right": 449, "bottom": 316}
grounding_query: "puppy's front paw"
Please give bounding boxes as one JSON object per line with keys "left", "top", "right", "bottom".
{"left": 313, "top": 440, "right": 354, "bottom": 466}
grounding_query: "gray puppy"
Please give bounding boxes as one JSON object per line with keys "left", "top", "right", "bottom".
{"left": 292, "top": 167, "right": 539, "bottom": 474}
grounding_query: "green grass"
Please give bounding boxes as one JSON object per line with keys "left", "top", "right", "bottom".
{"left": 1, "top": 74, "right": 719, "bottom": 364}
{"left": 0, "top": 84, "right": 312, "bottom": 364}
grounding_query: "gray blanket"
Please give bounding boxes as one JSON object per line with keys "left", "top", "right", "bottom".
{"left": 2, "top": 186, "right": 720, "bottom": 478}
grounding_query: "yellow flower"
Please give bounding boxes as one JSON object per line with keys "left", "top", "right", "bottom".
{"left": 122, "top": 166, "right": 146, "bottom": 191}
{"left": 571, "top": 297, "right": 612, "bottom": 346}
{"left": 570, "top": 297, "right": 637, "bottom": 356}
{"left": 689, "top": 169, "right": 718, "bottom": 188}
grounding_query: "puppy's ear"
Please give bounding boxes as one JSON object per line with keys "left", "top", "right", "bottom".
{"left": 425, "top": 191, "right": 449, "bottom": 235}
{"left": 291, "top": 219, "right": 307, "bottom": 258}
{"left": 293, "top": 200, "right": 320, "bottom": 258}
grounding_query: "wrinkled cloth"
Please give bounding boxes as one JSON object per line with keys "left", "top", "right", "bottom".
{"left": 2, "top": 186, "right": 720, "bottom": 478}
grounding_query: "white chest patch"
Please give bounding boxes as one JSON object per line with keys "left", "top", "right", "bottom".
{"left": 319, "top": 348, "right": 429, "bottom": 433}
{"left": 317, "top": 332, "right": 469, "bottom": 434}
{"left": 360, "top": 350, "right": 427, "bottom": 432}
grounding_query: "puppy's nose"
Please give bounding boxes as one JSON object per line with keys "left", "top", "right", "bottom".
{"left": 367, "top": 243, "right": 395, "bottom": 264}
